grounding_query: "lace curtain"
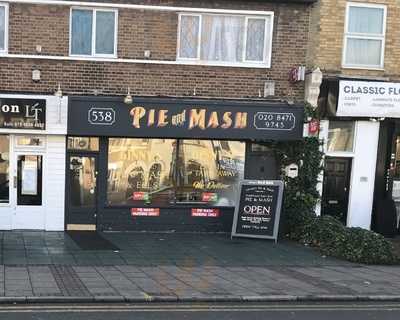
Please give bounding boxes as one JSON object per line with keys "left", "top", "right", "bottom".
{"left": 71, "top": 9, "right": 93, "bottom": 55}
{"left": 0, "top": 6, "right": 5, "bottom": 50}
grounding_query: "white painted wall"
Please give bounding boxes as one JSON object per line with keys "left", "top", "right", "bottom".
{"left": 347, "top": 121, "right": 380, "bottom": 229}
{"left": 44, "top": 135, "right": 66, "bottom": 231}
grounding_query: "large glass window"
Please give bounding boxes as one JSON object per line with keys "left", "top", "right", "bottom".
{"left": 107, "top": 138, "right": 245, "bottom": 207}
{"left": 176, "top": 140, "right": 245, "bottom": 206}
{"left": 178, "top": 13, "right": 271, "bottom": 66}
{"left": 0, "top": 135, "right": 9, "bottom": 204}
{"left": 107, "top": 139, "right": 176, "bottom": 206}
{"left": 343, "top": 3, "right": 386, "bottom": 69}
{"left": 0, "top": 4, "right": 8, "bottom": 53}
{"left": 327, "top": 121, "right": 355, "bottom": 153}
{"left": 70, "top": 8, "right": 117, "bottom": 56}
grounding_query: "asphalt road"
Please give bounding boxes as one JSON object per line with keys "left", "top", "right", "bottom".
{"left": 0, "top": 302, "right": 400, "bottom": 320}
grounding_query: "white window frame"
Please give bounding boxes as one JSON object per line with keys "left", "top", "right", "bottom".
{"left": 177, "top": 12, "right": 273, "bottom": 68}
{"left": 0, "top": 2, "right": 9, "bottom": 55}
{"left": 69, "top": 7, "right": 118, "bottom": 58}
{"left": 342, "top": 2, "right": 387, "bottom": 70}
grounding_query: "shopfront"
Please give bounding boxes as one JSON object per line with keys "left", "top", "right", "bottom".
{"left": 318, "top": 79, "right": 400, "bottom": 234}
{"left": 66, "top": 97, "right": 303, "bottom": 232}
{"left": 0, "top": 94, "right": 68, "bottom": 230}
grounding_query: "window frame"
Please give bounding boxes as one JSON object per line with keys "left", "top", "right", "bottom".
{"left": 176, "top": 12, "right": 273, "bottom": 68}
{"left": 0, "top": 2, "right": 9, "bottom": 55}
{"left": 69, "top": 7, "right": 118, "bottom": 58}
{"left": 342, "top": 2, "right": 387, "bottom": 70}
{"left": 325, "top": 120, "right": 357, "bottom": 157}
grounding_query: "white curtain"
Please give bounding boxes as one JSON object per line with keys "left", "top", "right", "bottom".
{"left": 201, "top": 15, "right": 244, "bottom": 62}
{"left": 179, "top": 15, "right": 200, "bottom": 58}
{"left": 71, "top": 9, "right": 93, "bottom": 55}
{"left": 346, "top": 38, "right": 382, "bottom": 66}
{"left": 246, "top": 18, "right": 266, "bottom": 61}
{"left": 0, "top": 7, "right": 5, "bottom": 50}
{"left": 95, "top": 11, "right": 115, "bottom": 55}
{"left": 346, "top": 7, "right": 384, "bottom": 66}
{"left": 348, "top": 7, "right": 384, "bottom": 34}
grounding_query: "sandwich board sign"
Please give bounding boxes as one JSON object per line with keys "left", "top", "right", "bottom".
{"left": 231, "top": 180, "right": 284, "bottom": 242}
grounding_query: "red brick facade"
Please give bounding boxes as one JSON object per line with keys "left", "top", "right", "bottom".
{"left": 0, "top": 0, "right": 312, "bottom": 100}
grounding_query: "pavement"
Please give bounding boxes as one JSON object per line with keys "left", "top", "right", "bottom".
{"left": 0, "top": 231, "right": 399, "bottom": 303}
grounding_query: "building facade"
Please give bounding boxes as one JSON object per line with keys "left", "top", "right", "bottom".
{"left": 308, "top": 0, "right": 400, "bottom": 235}
{"left": 0, "top": 0, "right": 314, "bottom": 231}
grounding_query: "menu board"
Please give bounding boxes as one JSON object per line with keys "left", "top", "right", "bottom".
{"left": 231, "top": 180, "right": 284, "bottom": 242}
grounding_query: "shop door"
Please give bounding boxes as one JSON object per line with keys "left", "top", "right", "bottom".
{"left": 12, "top": 153, "right": 45, "bottom": 229}
{"left": 321, "top": 157, "right": 352, "bottom": 224}
{"left": 65, "top": 154, "right": 98, "bottom": 230}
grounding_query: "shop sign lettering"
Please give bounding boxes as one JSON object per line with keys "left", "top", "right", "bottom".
{"left": 0, "top": 98, "right": 46, "bottom": 130}
{"left": 69, "top": 97, "right": 304, "bottom": 140}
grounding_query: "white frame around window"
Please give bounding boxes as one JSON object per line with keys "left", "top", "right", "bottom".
{"left": 177, "top": 12, "right": 273, "bottom": 68}
{"left": 0, "top": 2, "right": 9, "bottom": 55}
{"left": 342, "top": 2, "right": 387, "bottom": 70}
{"left": 69, "top": 7, "right": 118, "bottom": 58}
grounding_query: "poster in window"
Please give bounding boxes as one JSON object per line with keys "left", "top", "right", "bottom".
{"left": 21, "top": 156, "right": 38, "bottom": 195}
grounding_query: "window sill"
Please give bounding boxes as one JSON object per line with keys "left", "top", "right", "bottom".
{"left": 342, "top": 64, "right": 384, "bottom": 71}
{"left": 69, "top": 54, "right": 118, "bottom": 59}
{"left": 177, "top": 58, "right": 270, "bottom": 69}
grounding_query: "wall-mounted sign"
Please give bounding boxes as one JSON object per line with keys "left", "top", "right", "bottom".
{"left": 0, "top": 98, "right": 46, "bottom": 130}
{"left": 191, "top": 208, "right": 220, "bottom": 217}
{"left": 131, "top": 208, "right": 160, "bottom": 217}
{"left": 231, "top": 180, "right": 284, "bottom": 242}
{"left": 68, "top": 97, "right": 304, "bottom": 140}
{"left": 337, "top": 80, "right": 400, "bottom": 118}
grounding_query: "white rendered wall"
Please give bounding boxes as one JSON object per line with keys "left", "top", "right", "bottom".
{"left": 347, "top": 121, "right": 380, "bottom": 229}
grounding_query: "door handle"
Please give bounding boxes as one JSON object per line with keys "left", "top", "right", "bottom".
{"left": 13, "top": 176, "right": 17, "bottom": 189}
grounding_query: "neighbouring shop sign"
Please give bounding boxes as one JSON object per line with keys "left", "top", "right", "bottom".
{"left": 0, "top": 98, "right": 46, "bottom": 130}
{"left": 337, "top": 80, "right": 400, "bottom": 117}
{"left": 231, "top": 180, "right": 284, "bottom": 242}
{"left": 68, "top": 97, "right": 304, "bottom": 140}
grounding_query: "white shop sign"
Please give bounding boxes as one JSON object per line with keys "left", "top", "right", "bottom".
{"left": 337, "top": 80, "right": 400, "bottom": 117}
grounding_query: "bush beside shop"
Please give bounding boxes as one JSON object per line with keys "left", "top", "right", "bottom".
{"left": 271, "top": 103, "right": 398, "bottom": 264}
{"left": 298, "top": 215, "right": 397, "bottom": 264}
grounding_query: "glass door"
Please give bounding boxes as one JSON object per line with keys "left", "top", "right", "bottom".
{"left": 12, "top": 153, "right": 45, "bottom": 229}
{"left": 66, "top": 154, "right": 98, "bottom": 230}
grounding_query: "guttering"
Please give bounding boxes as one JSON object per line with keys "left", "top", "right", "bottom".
{"left": 6, "top": 0, "right": 274, "bottom": 15}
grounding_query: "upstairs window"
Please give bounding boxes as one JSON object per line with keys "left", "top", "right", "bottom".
{"left": 70, "top": 8, "right": 117, "bottom": 57}
{"left": 178, "top": 13, "right": 272, "bottom": 67}
{"left": 343, "top": 3, "right": 386, "bottom": 69}
{"left": 0, "top": 3, "right": 8, "bottom": 54}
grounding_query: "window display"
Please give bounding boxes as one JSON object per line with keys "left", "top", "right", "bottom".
{"left": 107, "top": 138, "right": 245, "bottom": 207}
{"left": 0, "top": 135, "right": 9, "bottom": 204}
{"left": 107, "top": 138, "right": 175, "bottom": 206}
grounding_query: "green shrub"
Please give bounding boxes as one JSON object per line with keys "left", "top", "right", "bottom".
{"left": 340, "top": 227, "right": 397, "bottom": 265}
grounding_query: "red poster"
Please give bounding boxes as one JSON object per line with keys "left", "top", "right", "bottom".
{"left": 308, "top": 119, "right": 320, "bottom": 135}
{"left": 191, "top": 208, "right": 220, "bottom": 218}
{"left": 133, "top": 192, "right": 146, "bottom": 200}
{"left": 202, "top": 192, "right": 217, "bottom": 202}
{"left": 131, "top": 208, "right": 160, "bottom": 217}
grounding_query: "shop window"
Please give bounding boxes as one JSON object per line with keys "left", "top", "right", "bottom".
{"left": 107, "top": 138, "right": 176, "bottom": 206}
{"left": 70, "top": 8, "right": 117, "bottom": 57}
{"left": 67, "top": 137, "right": 99, "bottom": 151}
{"left": 327, "top": 121, "right": 355, "bottom": 153}
{"left": 16, "top": 136, "right": 45, "bottom": 147}
{"left": 178, "top": 13, "right": 272, "bottom": 66}
{"left": 0, "top": 3, "right": 8, "bottom": 54}
{"left": 343, "top": 3, "right": 386, "bottom": 69}
{"left": 17, "top": 155, "right": 42, "bottom": 206}
{"left": 0, "top": 135, "right": 9, "bottom": 204}
{"left": 175, "top": 140, "right": 245, "bottom": 206}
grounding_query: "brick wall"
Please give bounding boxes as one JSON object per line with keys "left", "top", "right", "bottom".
{"left": 307, "top": 0, "right": 400, "bottom": 80}
{"left": 0, "top": 1, "right": 312, "bottom": 100}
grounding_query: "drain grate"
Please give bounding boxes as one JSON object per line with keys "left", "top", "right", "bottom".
{"left": 50, "top": 266, "right": 91, "bottom": 297}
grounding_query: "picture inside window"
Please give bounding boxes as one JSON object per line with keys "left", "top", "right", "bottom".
{"left": 0, "top": 135, "right": 9, "bottom": 204}
{"left": 71, "top": 8, "right": 116, "bottom": 56}
{"left": 178, "top": 14, "right": 270, "bottom": 64}
{"left": 344, "top": 5, "right": 385, "bottom": 68}
{"left": 107, "top": 138, "right": 245, "bottom": 207}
